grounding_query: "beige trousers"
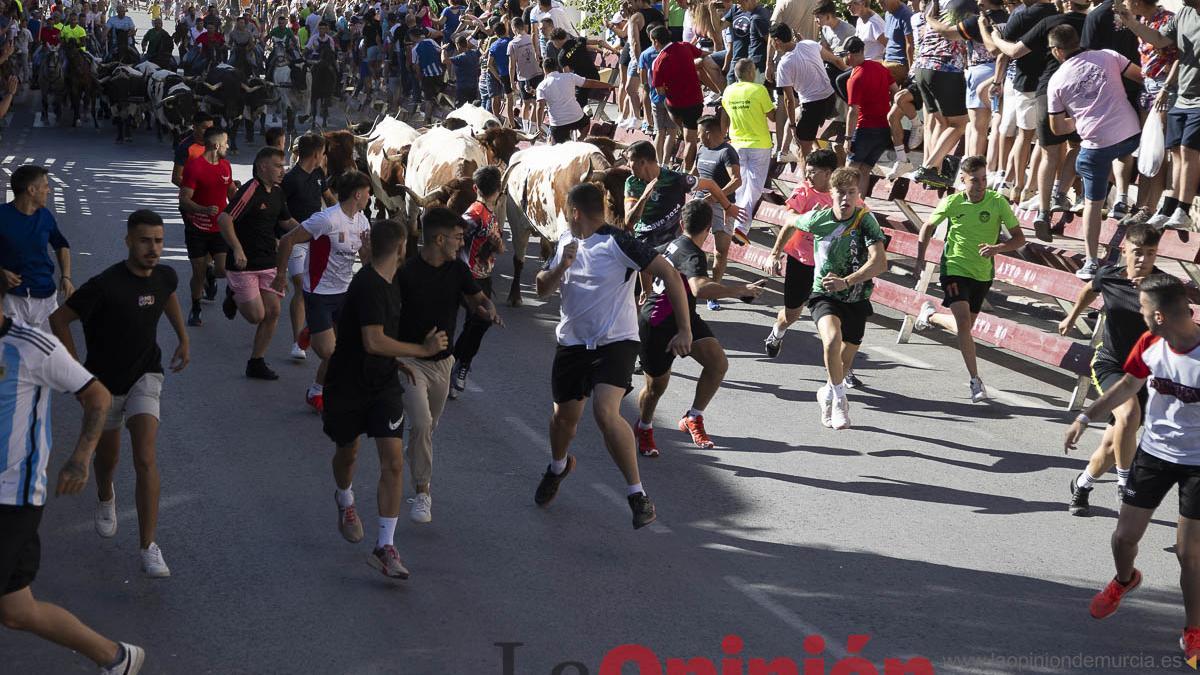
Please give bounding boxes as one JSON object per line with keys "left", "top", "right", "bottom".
{"left": 399, "top": 356, "right": 454, "bottom": 491}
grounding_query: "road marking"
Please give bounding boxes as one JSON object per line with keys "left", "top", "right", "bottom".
{"left": 44, "top": 158, "right": 55, "bottom": 165}
{"left": 724, "top": 576, "right": 847, "bottom": 657}
{"left": 162, "top": 255, "right": 191, "bottom": 261}
{"left": 699, "top": 542, "right": 775, "bottom": 558}
{"left": 2, "top": 156, "right": 12, "bottom": 164}
{"left": 504, "top": 415, "right": 545, "bottom": 449}
{"left": 65, "top": 493, "right": 199, "bottom": 534}
{"left": 591, "top": 482, "right": 671, "bottom": 534}
{"left": 163, "top": 247, "right": 189, "bottom": 253}
{"left": 866, "top": 344, "right": 935, "bottom": 371}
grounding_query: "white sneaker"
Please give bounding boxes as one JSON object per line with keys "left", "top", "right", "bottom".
{"left": 100, "top": 643, "right": 145, "bottom": 675}
{"left": 831, "top": 396, "right": 851, "bottom": 430}
{"left": 970, "top": 377, "right": 988, "bottom": 403}
{"left": 1166, "top": 209, "right": 1196, "bottom": 231}
{"left": 887, "top": 160, "right": 914, "bottom": 180}
{"left": 1018, "top": 195, "right": 1041, "bottom": 211}
{"left": 1075, "top": 258, "right": 1100, "bottom": 280}
{"left": 1146, "top": 212, "right": 1171, "bottom": 230}
{"left": 816, "top": 386, "right": 833, "bottom": 428}
{"left": 410, "top": 493, "right": 432, "bottom": 524}
{"left": 95, "top": 496, "right": 117, "bottom": 538}
{"left": 290, "top": 343, "right": 306, "bottom": 360}
{"left": 914, "top": 300, "right": 936, "bottom": 331}
{"left": 140, "top": 543, "right": 171, "bottom": 578}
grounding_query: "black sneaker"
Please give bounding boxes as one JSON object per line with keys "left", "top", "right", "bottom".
{"left": 222, "top": 286, "right": 237, "bottom": 320}
{"left": 204, "top": 265, "right": 217, "bottom": 301}
{"left": 628, "top": 492, "right": 657, "bottom": 529}
{"left": 844, "top": 370, "right": 863, "bottom": 389}
{"left": 941, "top": 155, "right": 962, "bottom": 179}
{"left": 1069, "top": 475, "right": 1092, "bottom": 516}
{"left": 448, "top": 361, "right": 469, "bottom": 400}
{"left": 913, "top": 166, "right": 951, "bottom": 189}
{"left": 246, "top": 358, "right": 279, "bottom": 380}
{"left": 764, "top": 331, "right": 783, "bottom": 358}
{"left": 187, "top": 308, "right": 202, "bottom": 327}
{"left": 534, "top": 454, "right": 576, "bottom": 506}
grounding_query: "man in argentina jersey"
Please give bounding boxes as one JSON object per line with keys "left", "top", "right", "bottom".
{"left": 0, "top": 274, "right": 146, "bottom": 674}
{"left": 1065, "top": 274, "right": 1200, "bottom": 661}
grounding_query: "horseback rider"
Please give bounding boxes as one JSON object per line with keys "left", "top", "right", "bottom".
{"left": 304, "top": 19, "right": 333, "bottom": 59}
{"left": 31, "top": 9, "right": 61, "bottom": 72}
{"left": 104, "top": 4, "right": 135, "bottom": 55}
{"left": 59, "top": 13, "right": 88, "bottom": 51}
{"left": 141, "top": 16, "right": 172, "bottom": 64}
{"left": 267, "top": 13, "right": 299, "bottom": 60}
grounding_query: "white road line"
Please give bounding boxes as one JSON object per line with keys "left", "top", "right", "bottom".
{"left": 699, "top": 542, "right": 775, "bottom": 558}
{"left": 866, "top": 344, "right": 936, "bottom": 371}
{"left": 162, "top": 255, "right": 191, "bottom": 261}
{"left": 590, "top": 483, "right": 672, "bottom": 534}
{"left": 44, "top": 158, "right": 55, "bottom": 165}
{"left": 2, "top": 156, "right": 13, "bottom": 164}
{"left": 163, "top": 247, "right": 189, "bottom": 253}
{"left": 724, "top": 576, "right": 847, "bottom": 657}
{"left": 504, "top": 415, "right": 544, "bottom": 449}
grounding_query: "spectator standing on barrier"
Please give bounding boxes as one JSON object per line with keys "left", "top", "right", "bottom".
{"left": 650, "top": 24, "right": 705, "bottom": 172}
{"left": 770, "top": 22, "right": 840, "bottom": 166}
{"left": 841, "top": 36, "right": 898, "bottom": 196}
{"left": 847, "top": 0, "right": 887, "bottom": 62}
{"left": 0, "top": 165, "right": 74, "bottom": 328}
{"left": 721, "top": 0, "right": 771, "bottom": 83}
{"left": 721, "top": 57, "right": 775, "bottom": 246}
{"left": 882, "top": 0, "right": 914, "bottom": 84}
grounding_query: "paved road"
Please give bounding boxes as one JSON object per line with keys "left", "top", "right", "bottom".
{"left": 0, "top": 12, "right": 1194, "bottom": 675}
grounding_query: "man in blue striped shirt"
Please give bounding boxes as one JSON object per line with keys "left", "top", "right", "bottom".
{"left": 410, "top": 27, "right": 444, "bottom": 121}
{"left": 0, "top": 273, "right": 146, "bottom": 674}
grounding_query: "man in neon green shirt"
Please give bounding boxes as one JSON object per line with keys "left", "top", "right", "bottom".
{"left": 59, "top": 14, "right": 88, "bottom": 51}
{"left": 720, "top": 57, "right": 775, "bottom": 244}
{"left": 912, "top": 155, "right": 1027, "bottom": 402}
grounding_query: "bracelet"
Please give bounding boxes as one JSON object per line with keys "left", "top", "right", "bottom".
{"left": 1075, "top": 413, "right": 1090, "bottom": 426}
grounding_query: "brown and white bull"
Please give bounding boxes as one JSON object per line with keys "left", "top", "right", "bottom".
{"left": 405, "top": 125, "right": 531, "bottom": 198}
{"left": 362, "top": 115, "right": 423, "bottom": 233}
{"left": 443, "top": 103, "right": 501, "bottom": 133}
{"left": 500, "top": 141, "right": 632, "bottom": 306}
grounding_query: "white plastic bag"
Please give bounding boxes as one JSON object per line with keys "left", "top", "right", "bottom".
{"left": 1139, "top": 113, "right": 1166, "bottom": 178}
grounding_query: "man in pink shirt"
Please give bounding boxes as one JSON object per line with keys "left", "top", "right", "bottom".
{"left": 1047, "top": 24, "right": 1144, "bottom": 280}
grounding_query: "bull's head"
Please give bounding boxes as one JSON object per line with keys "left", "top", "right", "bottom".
{"left": 475, "top": 128, "right": 535, "bottom": 166}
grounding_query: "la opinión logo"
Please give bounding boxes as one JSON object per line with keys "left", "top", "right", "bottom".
{"left": 496, "top": 634, "right": 935, "bottom": 674}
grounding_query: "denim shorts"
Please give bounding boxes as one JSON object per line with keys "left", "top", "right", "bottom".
{"left": 965, "top": 62, "right": 997, "bottom": 111}
{"left": 1076, "top": 134, "right": 1140, "bottom": 202}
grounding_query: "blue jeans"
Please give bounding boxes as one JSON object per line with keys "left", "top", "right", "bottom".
{"left": 1076, "top": 134, "right": 1139, "bottom": 202}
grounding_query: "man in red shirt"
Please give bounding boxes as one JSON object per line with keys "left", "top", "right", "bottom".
{"left": 842, "top": 36, "right": 898, "bottom": 194}
{"left": 179, "top": 126, "right": 236, "bottom": 327}
{"left": 650, "top": 26, "right": 706, "bottom": 172}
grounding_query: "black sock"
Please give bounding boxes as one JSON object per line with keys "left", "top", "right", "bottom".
{"left": 1181, "top": 203, "right": 1193, "bottom": 215}
{"left": 1160, "top": 197, "right": 1180, "bottom": 216}
{"left": 190, "top": 301, "right": 200, "bottom": 314}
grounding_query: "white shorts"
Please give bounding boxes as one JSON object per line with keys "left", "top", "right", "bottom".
{"left": 1000, "top": 82, "right": 1038, "bottom": 133}
{"left": 287, "top": 242, "right": 309, "bottom": 280}
{"left": 2, "top": 294, "right": 58, "bottom": 329}
{"left": 104, "top": 372, "right": 164, "bottom": 431}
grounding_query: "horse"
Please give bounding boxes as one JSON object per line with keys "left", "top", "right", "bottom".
{"left": 226, "top": 40, "right": 259, "bottom": 82}
{"left": 265, "top": 45, "right": 308, "bottom": 135}
{"left": 36, "top": 45, "right": 66, "bottom": 127}
{"left": 308, "top": 44, "right": 338, "bottom": 130}
{"left": 108, "top": 29, "right": 141, "bottom": 65}
{"left": 64, "top": 43, "right": 100, "bottom": 129}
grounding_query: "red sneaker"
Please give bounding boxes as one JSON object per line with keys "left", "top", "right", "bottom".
{"left": 1180, "top": 626, "right": 1200, "bottom": 663}
{"left": 297, "top": 326, "right": 311, "bottom": 350}
{"left": 1089, "top": 568, "right": 1142, "bottom": 619}
{"left": 306, "top": 391, "right": 324, "bottom": 414}
{"left": 637, "top": 425, "right": 659, "bottom": 457}
{"left": 678, "top": 414, "right": 715, "bottom": 448}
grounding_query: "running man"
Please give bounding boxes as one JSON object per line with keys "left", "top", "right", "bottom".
{"left": 395, "top": 207, "right": 500, "bottom": 524}
{"left": 217, "top": 146, "right": 299, "bottom": 381}
{"left": 635, "top": 200, "right": 764, "bottom": 456}
{"left": 49, "top": 209, "right": 189, "bottom": 578}
{"left": 273, "top": 171, "right": 373, "bottom": 414}
{"left": 766, "top": 167, "right": 887, "bottom": 429}
{"left": 0, "top": 165, "right": 74, "bottom": 328}
{"left": 533, "top": 183, "right": 693, "bottom": 529}
{"left": 0, "top": 273, "right": 146, "bottom": 674}
{"left": 178, "top": 126, "right": 236, "bottom": 327}
{"left": 280, "top": 133, "right": 336, "bottom": 361}
{"left": 693, "top": 115, "right": 742, "bottom": 311}
{"left": 912, "top": 155, "right": 1026, "bottom": 402}
{"left": 1059, "top": 223, "right": 1161, "bottom": 515}
{"left": 325, "top": 219, "right": 448, "bottom": 580}
{"left": 1064, "top": 273, "right": 1200, "bottom": 661}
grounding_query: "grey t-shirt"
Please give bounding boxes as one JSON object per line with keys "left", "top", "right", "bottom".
{"left": 821, "top": 21, "right": 856, "bottom": 52}
{"left": 1164, "top": 6, "right": 1200, "bottom": 109}
{"left": 696, "top": 142, "right": 740, "bottom": 196}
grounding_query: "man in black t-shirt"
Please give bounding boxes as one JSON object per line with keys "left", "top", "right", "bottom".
{"left": 1059, "top": 223, "right": 1161, "bottom": 515}
{"left": 551, "top": 27, "right": 617, "bottom": 107}
{"left": 324, "top": 219, "right": 447, "bottom": 581}
{"left": 280, "top": 134, "right": 336, "bottom": 361}
{"left": 634, "top": 201, "right": 764, "bottom": 457}
{"left": 394, "top": 207, "right": 498, "bottom": 525}
{"left": 217, "top": 147, "right": 299, "bottom": 380}
{"left": 48, "top": 209, "right": 190, "bottom": 579}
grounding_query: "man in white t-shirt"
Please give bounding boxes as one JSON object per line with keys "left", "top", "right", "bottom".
{"left": 536, "top": 57, "right": 614, "bottom": 143}
{"left": 847, "top": 0, "right": 886, "bottom": 61}
{"left": 507, "top": 17, "right": 543, "bottom": 134}
{"left": 533, "top": 182, "right": 692, "bottom": 530}
{"left": 1064, "top": 274, "right": 1200, "bottom": 661}
{"left": 272, "top": 171, "right": 372, "bottom": 414}
{"left": 770, "top": 22, "right": 840, "bottom": 163}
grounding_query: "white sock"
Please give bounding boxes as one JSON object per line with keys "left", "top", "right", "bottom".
{"left": 687, "top": 408, "right": 703, "bottom": 419}
{"left": 626, "top": 482, "right": 644, "bottom": 496}
{"left": 1077, "top": 472, "right": 1097, "bottom": 490}
{"left": 376, "top": 516, "right": 397, "bottom": 549}
{"left": 550, "top": 457, "right": 568, "bottom": 475}
{"left": 335, "top": 486, "right": 354, "bottom": 508}
{"left": 770, "top": 325, "right": 786, "bottom": 340}
{"left": 831, "top": 382, "right": 846, "bottom": 400}
{"left": 894, "top": 146, "right": 907, "bottom": 162}
{"left": 637, "top": 420, "right": 652, "bottom": 430}
{"left": 1116, "top": 468, "right": 1130, "bottom": 487}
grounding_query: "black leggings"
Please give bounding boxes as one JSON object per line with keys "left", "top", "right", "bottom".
{"left": 453, "top": 277, "right": 493, "bottom": 366}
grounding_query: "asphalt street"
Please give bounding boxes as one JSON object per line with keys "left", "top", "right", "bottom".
{"left": 0, "top": 11, "right": 1196, "bottom": 675}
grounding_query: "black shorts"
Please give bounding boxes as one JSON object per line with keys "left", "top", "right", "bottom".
{"left": 1091, "top": 353, "right": 1148, "bottom": 424}
{"left": 455, "top": 87, "right": 479, "bottom": 106}
{"left": 322, "top": 385, "right": 406, "bottom": 447}
{"left": 420, "top": 75, "right": 441, "bottom": 100}
{"left": 551, "top": 340, "right": 640, "bottom": 402}
{"left": 550, "top": 116, "right": 590, "bottom": 143}
{"left": 913, "top": 68, "right": 966, "bottom": 118}
{"left": 638, "top": 312, "right": 716, "bottom": 377}
{"left": 1036, "top": 93, "right": 1080, "bottom": 147}
{"left": 795, "top": 94, "right": 836, "bottom": 141}
{"left": 809, "top": 296, "right": 874, "bottom": 345}
{"left": 619, "top": 43, "right": 631, "bottom": 69}
{"left": 666, "top": 103, "right": 703, "bottom": 130}
{"left": 303, "top": 291, "right": 347, "bottom": 335}
{"left": 940, "top": 275, "right": 991, "bottom": 314}
{"left": 0, "top": 505, "right": 43, "bottom": 595}
{"left": 635, "top": 226, "right": 680, "bottom": 250}
{"left": 784, "top": 256, "right": 815, "bottom": 310}
{"left": 848, "top": 127, "right": 891, "bottom": 167}
{"left": 520, "top": 75, "right": 543, "bottom": 101}
{"left": 1123, "top": 447, "right": 1200, "bottom": 519}
{"left": 497, "top": 77, "right": 513, "bottom": 94}
{"left": 184, "top": 225, "right": 230, "bottom": 259}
